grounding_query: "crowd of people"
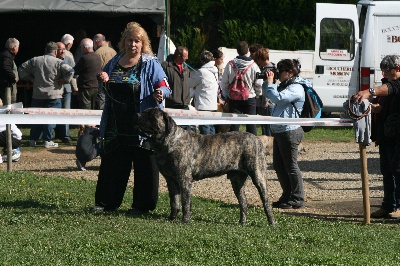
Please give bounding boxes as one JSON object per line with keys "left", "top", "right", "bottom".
{"left": 2, "top": 21, "right": 399, "bottom": 219}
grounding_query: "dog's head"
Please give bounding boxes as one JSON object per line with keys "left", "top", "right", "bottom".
{"left": 135, "top": 108, "right": 175, "bottom": 140}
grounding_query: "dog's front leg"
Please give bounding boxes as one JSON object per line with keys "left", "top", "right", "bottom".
{"left": 165, "top": 177, "right": 180, "bottom": 221}
{"left": 180, "top": 176, "right": 193, "bottom": 223}
{"left": 228, "top": 172, "right": 248, "bottom": 224}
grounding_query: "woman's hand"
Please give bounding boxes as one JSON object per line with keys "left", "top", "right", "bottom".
{"left": 97, "top": 72, "right": 109, "bottom": 83}
{"left": 266, "top": 70, "right": 274, "bottom": 84}
{"left": 154, "top": 88, "right": 163, "bottom": 102}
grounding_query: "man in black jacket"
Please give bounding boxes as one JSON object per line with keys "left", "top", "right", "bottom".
{"left": 0, "top": 38, "right": 19, "bottom": 105}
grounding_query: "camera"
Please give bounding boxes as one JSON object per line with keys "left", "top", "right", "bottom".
{"left": 256, "top": 66, "right": 279, "bottom": 80}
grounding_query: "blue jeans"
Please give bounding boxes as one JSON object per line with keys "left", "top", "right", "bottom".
{"left": 273, "top": 127, "right": 304, "bottom": 204}
{"left": 30, "top": 98, "right": 62, "bottom": 141}
{"left": 229, "top": 97, "right": 257, "bottom": 135}
{"left": 258, "top": 107, "right": 272, "bottom": 136}
{"left": 199, "top": 125, "right": 216, "bottom": 135}
{"left": 55, "top": 91, "right": 71, "bottom": 141}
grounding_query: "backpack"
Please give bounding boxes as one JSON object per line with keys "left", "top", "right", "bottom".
{"left": 228, "top": 60, "right": 254, "bottom": 100}
{"left": 291, "top": 78, "right": 323, "bottom": 132}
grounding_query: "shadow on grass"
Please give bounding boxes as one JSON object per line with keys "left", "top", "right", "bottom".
{"left": 2, "top": 195, "right": 394, "bottom": 226}
{"left": 0, "top": 199, "right": 58, "bottom": 210}
{"left": 280, "top": 211, "right": 400, "bottom": 225}
{"left": 298, "top": 157, "right": 380, "bottom": 175}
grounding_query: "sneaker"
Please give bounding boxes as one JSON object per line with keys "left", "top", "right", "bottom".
{"left": 92, "top": 205, "right": 104, "bottom": 213}
{"left": 29, "top": 140, "right": 36, "bottom": 147}
{"left": 76, "top": 159, "right": 87, "bottom": 171}
{"left": 389, "top": 209, "right": 400, "bottom": 219}
{"left": 11, "top": 148, "right": 21, "bottom": 162}
{"left": 44, "top": 141, "right": 58, "bottom": 148}
{"left": 2, "top": 148, "right": 21, "bottom": 162}
{"left": 278, "top": 201, "right": 304, "bottom": 209}
{"left": 272, "top": 201, "right": 282, "bottom": 208}
{"left": 62, "top": 138, "right": 71, "bottom": 144}
{"left": 371, "top": 208, "right": 390, "bottom": 218}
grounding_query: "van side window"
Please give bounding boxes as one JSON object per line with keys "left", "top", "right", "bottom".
{"left": 319, "top": 18, "right": 355, "bottom": 61}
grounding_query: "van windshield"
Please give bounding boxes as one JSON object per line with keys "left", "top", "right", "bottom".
{"left": 319, "top": 18, "right": 355, "bottom": 61}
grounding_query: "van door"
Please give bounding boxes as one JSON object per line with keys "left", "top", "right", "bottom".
{"left": 314, "top": 3, "right": 360, "bottom": 113}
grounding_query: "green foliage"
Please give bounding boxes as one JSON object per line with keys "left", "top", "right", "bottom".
{"left": 169, "top": 0, "right": 359, "bottom": 66}
{"left": 218, "top": 18, "right": 315, "bottom": 50}
{"left": 176, "top": 26, "right": 207, "bottom": 68}
{"left": 0, "top": 172, "right": 400, "bottom": 265}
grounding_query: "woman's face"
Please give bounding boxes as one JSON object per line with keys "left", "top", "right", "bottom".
{"left": 214, "top": 55, "right": 224, "bottom": 66}
{"left": 278, "top": 69, "right": 293, "bottom": 83}
{"left": 125, "top": 32, "right": 143, "bottom": 56}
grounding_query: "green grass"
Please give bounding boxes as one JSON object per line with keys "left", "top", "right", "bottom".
{"left": 250, "top": 125, "right": 354, "bottom": 142}
{"left": 0, "top": 172, "right": 399, "bottom": 265}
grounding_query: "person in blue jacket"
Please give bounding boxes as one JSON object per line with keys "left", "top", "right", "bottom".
{"left": 94, "top": 22, "right": 172, "bottom": 215}
{"left": 263, "top": 58, "right": 305, "bottom": 209}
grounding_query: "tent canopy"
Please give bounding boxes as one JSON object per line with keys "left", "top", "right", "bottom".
{"left": 0, "top": 0, "right": 166, "bottom": 24}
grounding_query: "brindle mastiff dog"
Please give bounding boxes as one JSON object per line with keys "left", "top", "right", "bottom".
{"left": 135, "top": 108, "right": 276, "bottom": 225}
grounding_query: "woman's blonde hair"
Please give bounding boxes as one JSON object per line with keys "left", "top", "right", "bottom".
{"left": 118, "top": 22, "right": 153, "bottom": 55}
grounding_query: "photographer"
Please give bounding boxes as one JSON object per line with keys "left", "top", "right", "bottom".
{"left": 262, "top": 59, "right": 305, "bottom": 209}
{"left": 254, "top": 48, "right": 277, "bottom": 136}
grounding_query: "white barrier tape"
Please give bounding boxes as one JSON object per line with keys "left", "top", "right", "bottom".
{"left": 0, "top": 102, "right": 24, "bottom": 114}
{"left": 0, "top": 107, "right": 353, "bottom": 126}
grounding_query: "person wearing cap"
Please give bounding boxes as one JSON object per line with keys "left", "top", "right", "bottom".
{"left": 18, "top": 41, "right": 74, "bottom": 148}
{"left": 356, "top": 55, "right": 400, "bottom": 219}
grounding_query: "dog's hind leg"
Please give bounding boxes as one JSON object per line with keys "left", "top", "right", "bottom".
{"left": 228, "top": 172, "right": 248, "bottom": 224}
{"left": 249, "top": 172, "right": 276, "bottom": 226}
{"left": 165, "top": 177, "right": 181, "bottom": 221}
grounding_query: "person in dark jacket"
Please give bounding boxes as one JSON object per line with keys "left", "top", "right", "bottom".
{"left": 74, "top": 38, "right": 102, "bottom": 110}
{"left": 0, "top": 38, "right": 19, "bottom": 105}
{"left": 368, "top": 55, "right": 400, "bottom": 218}
{"left": 161, "top": 46, "right": 194, "bottom": 132}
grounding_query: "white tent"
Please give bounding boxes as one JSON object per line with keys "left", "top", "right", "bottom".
{"left": 0, "top": 0, "right": 165, "bottom": 24}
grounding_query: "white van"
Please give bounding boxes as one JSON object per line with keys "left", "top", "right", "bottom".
{"left": 314, "top": 0, "right": 400, "bottom": 113}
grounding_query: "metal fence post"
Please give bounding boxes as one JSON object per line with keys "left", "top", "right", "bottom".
{"left": 6, "top": 86, "right": 12, "bottom": 172}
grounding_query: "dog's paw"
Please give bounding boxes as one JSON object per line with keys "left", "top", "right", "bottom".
{"left": 168, "top": 210, "right": 179, "bottom": 221}
{"left": 181, "top": 218, "right": 191, "bottom": 224}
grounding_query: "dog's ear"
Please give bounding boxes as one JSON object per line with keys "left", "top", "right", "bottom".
{"left": 163, "top": 111, "right": 174, "bottom": 135}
